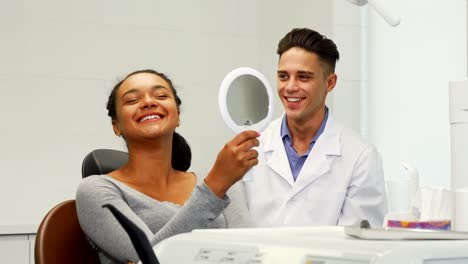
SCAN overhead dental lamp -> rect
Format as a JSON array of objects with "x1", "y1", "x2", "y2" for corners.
[{"x1": 347, "y1": 0, "x2": 401, "y2": 26}]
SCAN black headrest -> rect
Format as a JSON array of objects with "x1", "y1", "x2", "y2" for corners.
[{"x1": 81, "y1": 149, "x2": 128, "y2": 178}]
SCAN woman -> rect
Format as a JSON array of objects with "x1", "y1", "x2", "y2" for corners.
[{"x1": 76, "y1": 69, "x2": 259, "y2": 264}]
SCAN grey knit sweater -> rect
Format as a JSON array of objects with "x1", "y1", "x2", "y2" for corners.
[{"x1": 76, "y1": 175, "x2": 251, "y2": 264}]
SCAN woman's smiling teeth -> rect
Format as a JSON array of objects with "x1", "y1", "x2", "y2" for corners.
[
  {"x1": 286, "y1": 97, "x2": 302, "y2": 102},
  {"x1": 139, "y1": 114, "x2": 161, "y2": 122}
]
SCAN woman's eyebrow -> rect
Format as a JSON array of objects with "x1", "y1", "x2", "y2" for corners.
[
  {"x1": 121, "y1": 85, "x2": 169, "y2": 98},
  {"x1": 122, "y1": 88, "x2": 139, "y2": 98}
]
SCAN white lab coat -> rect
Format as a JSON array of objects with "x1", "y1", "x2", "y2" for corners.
[{"x1": 243, "y1": 115, "x2": 388, "y2": 227}]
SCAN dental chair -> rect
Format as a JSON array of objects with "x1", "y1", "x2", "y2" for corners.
[
  {"x1": 35, "y1": 149, "x2": 128, "y2": 264},
  {"x1": 34, "y1": 200, "x2": 100, "y2": 264}
]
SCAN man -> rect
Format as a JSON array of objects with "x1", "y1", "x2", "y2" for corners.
[{"x1": 244, "y1": 28, "x2": 387, "y2": 227}]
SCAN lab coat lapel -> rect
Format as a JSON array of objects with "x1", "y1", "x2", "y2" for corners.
[
  {"x1": 293, "y1": 117, "x2": 342, "y2": 193},
  {"x1": 262, "y1": 118, "x2": 295, "y2": 187}
]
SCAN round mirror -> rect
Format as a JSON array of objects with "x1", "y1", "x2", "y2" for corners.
[{"x1": 219, "y1": 67, "x2": 274, "y2": 134}]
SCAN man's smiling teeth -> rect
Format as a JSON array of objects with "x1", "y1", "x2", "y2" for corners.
[
  {"x1": 140, "y1": 114, "x2": 161, "y2": 122},
  {"x1": 287, "y1": 97, "x2": 302, "y2": 102}
]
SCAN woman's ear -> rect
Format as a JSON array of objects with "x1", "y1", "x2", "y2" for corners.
[{"x1": 112, "y1": 120, "x2": 122, "y2": 137}]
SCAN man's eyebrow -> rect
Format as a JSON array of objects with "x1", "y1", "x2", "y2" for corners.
[
  {"x1": 297, "y1": 71, "x2": 314, "y2": 76},
  {"x1": 151, "y1": 85, "x2": 169, "y2": 91},
  {"x1": 276, "y1": 70, "x2": 315, "y2": 76}
]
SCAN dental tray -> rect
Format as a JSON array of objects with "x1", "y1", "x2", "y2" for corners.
[{"x1": 345, "y1": 226, "x2": 468, "y2": 240}]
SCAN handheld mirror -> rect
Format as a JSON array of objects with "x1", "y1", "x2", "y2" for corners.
[
  {"x1": 219, "y1": 67, "x2": 274, "y2": 133},
  {"x1": 218, "y1": 67, "x2": 274, "y2": 180}
]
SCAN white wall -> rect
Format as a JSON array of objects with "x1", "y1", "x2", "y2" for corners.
[
  {"x1": 0, "y1": 0, "x2": 362, "y2": 226},
  {"x1": 0, "y1": 0, "x2": 265, "y2": 226},
  {"x1": 330, "y1": 0, "x2": 367, "y2": 133},
  {"x1": 368, "y1": 0, "x2": 466, "y2": 187}
]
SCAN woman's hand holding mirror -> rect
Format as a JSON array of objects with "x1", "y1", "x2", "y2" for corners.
[
  {"x1": 218, "y1": 67, "x2": 274, "y2": 181},
  {"x1": 205, "y1": 130, "x2": 260, "y2": 198}
]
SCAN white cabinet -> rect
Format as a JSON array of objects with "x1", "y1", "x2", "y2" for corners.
[
  {"x1": 0, "y1": 235, "x2": 30, "y2": 264},
  {"x1": 0, "y1": 225, "x2": 37, "y2": 264},
  {"x1": 29, "y1": 235, "x2": 36, "y2": 264}
]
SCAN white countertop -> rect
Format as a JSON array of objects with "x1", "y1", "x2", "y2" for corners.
[{"x1": 0, "y1": 224, "x2": 38, "y2": 235}]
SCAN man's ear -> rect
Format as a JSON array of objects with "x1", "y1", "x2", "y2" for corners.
[
  {"x1": 326, "y1": 73, "x2": 337, "y2": 93},
  {"x1": 112, "y1": 120, "x2": 122, "y2": 137}
]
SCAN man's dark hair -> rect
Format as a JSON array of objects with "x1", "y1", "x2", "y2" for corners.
[{"x1": 277, "y1": 28, "x2": 340, "y2": 74}]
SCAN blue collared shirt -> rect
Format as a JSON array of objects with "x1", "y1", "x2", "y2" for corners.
[{"x1": 281, "y1": 107, "x2": 329, "y2": 181}]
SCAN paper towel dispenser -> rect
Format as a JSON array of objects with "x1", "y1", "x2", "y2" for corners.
[
  {"x1": 449, "y1": 80, "x2": 468, "y2": 124},
  {"x1": 449, "y1": 80, "x2": 468, "y2": 191}
]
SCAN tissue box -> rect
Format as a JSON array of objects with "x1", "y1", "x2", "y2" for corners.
[{"x1": 387, "y1": 220, "x2": 451, "y2": 230}]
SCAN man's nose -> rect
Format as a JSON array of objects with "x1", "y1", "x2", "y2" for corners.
[{"x1": 285, "y1": 78, "x2": 299, "y2": 92}]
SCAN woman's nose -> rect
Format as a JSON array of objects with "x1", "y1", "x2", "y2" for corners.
[{"x1": 141, "y1": 94, "x2": 157, "y2": 108}]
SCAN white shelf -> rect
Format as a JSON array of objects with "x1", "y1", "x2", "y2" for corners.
[{"x1": 0, "y1": 225, "x2": 37, "y2": 235}]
